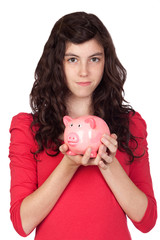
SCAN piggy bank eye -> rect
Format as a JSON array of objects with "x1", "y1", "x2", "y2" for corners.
[
  {"x1": 70, "y1": 123, "x2": 73, "y2": 127},
  {"x1": 78, "y1": 124, "x2": 82, "y2": 127}
]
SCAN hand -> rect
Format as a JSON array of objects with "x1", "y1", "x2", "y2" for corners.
[
  {"x1": 59, "y1": 144, "x2": 101, "y2": 167},
  {"x1": 98, "y1": 133, "x2": 118, "y2": 170}
]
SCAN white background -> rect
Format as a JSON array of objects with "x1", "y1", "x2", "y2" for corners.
[{"x1": 0, "y1": 0, "x2": 159, "y2": 239}]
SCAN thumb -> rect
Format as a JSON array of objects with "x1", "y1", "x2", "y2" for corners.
[{"x1": 59, "y1": 144, "x2": 69, "y2": 154}]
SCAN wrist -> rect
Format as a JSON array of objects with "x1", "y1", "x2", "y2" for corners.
[
  {"x1": 99, "y1": 157, "x2": 118, "y2": 172},
  {"x1": 61, "y1": 155, "x2": 80, "y2": 171}
]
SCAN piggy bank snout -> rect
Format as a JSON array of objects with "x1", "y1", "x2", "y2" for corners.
[{"x1": 67, "y1": 132, "x2": 79, "y2": 143}]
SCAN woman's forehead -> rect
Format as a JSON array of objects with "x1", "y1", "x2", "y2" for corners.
[{"x1": 65, "y1": 39, "x2": 104, "y2": 57}]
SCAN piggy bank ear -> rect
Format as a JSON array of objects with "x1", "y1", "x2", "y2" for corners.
[
  {"x1": 85, "y1": 117, "x2": 96, "y2": 129},
  {"x1": 63, "y1": 116, "x2": 73, "y2": 126}
]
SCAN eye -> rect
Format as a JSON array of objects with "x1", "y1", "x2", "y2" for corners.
[
  {"x1": 91, "y1": 57, "x2": 100, "y2": 63},
  {"x1": 68, "y1": 58, "x2": 78, "y2": 63},
  {"x1": 78, "y1": 124, "x2": 82, "y2": 127},
  {"x1": 70, "y1": 123, "x2": 73, "y2": 127}
]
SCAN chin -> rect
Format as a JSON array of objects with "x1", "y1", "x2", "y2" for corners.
[{"x1": 76, "y1": 93, "x2": 92, "y2": 99}]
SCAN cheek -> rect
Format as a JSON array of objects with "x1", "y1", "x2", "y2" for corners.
[
  {"x1": 94, "y1": 65, "x2": 104, "y2": 81},
  {"x1": 64, "y1": 67, "x2": 73, "y2": 83}
]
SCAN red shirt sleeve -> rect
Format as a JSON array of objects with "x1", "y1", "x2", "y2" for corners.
[
  {"x1": 9, "y1": 113, "x2": 38, "y2": 237},
  {"x1": 128, "y1": 112, "x2": 157, "y2": 232}
]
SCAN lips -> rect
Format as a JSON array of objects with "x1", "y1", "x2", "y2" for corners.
[{"x1": 76, "y1": 82, "x2": 91, "y2": 86}]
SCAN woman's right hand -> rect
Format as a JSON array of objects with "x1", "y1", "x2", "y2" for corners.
[{"x1": 59, "y1": 144, "x2": 101, "y2": 168}]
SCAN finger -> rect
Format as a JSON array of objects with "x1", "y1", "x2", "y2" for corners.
[
  {"x1": 99, "y1": 160, "x2": 108, "y2": 170},
  {"x1": 93, "y1": 154, "x2": 101, "y2": 165},
  {"x1": 101, "y1": 136, "x2": 118, "y2": 153},
  {"x1": 98, "y1": 144, "x2": 107, "y2": 155},
  {"x1": 81, "y1": 147, "x2": 92, "y2": 166},
  {"x1": 101, "y1": 137, "x2": 116, "y2": 153},
  {"x1": 102, "y1": 134, "x2": 118, "y2": 147},
  {"x1": 97, "y1": 145, "x2": 112, "y2": 164},
  {"x1": 110, "y1": 133, "x2": 118, "y2": 140},
  {"x1": 101, "y1": 152, "x2": 113, "y2": 163}
]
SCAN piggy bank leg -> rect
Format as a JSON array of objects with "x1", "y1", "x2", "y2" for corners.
[
  {"x1": 90, "y1": 151, "x2": 97, "y2": 158},
  {"x1": 66, "y1": 150, "x2": 77, "y2": 156}
]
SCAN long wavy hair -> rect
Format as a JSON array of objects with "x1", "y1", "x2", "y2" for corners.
[{"x1": 30, "y1": 12, "x2": 140, "y2": 162}]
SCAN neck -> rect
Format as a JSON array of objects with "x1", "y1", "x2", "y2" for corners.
[{"x1": 66, "y1": 95, "x2": 93, "y2": 118}]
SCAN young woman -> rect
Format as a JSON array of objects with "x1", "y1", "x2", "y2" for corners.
[{"x1": 9, "y1": 12, "x2": 157, "y2": 240}]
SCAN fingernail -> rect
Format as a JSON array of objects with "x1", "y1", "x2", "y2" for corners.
[
  {"x1": 103, "y1": 133, "x2": 109, "y2": 139},
  {"x1": 87, "y1": 147, "x2": 92, "y2": 153}
]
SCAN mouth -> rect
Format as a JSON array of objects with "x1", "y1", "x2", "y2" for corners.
[
  {"x1": 68, "y1": 141, "x2": 77, "y2": 146},
  {"x1": 76, "y1": 82, "x2": 91, "y2": 86}
]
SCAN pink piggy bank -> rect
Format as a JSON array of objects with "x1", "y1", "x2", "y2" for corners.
[{"x1": 63, "y1": 115, "x2": 110, "y2": 158}]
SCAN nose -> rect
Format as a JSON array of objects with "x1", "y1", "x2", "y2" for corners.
[
  {"x1": 79, "y1": 62, "x2": 88, "y2": 77},
  {"x1": 67, "y1": 132, "x2": 79, "y2": 143}
]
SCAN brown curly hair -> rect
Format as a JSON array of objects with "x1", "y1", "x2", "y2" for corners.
[{"x1": 30, "y1": 12, "x2": 139, "y2": 162}]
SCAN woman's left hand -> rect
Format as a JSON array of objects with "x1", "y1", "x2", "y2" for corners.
[{"x1": 98, "y1": 133, "x2": 118, "y2": 170}]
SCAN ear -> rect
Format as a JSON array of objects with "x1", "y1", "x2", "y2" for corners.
[
  {"x1": 85, "y1": 117, "x2": 96, "y2": 129},
  {"x1": 63, "y1": 116, "x2": 73, "y2": 126}
]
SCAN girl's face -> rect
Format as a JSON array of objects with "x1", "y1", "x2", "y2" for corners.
[{"x1": 63, "y1": 38, "x2": 105, "y2": 100}]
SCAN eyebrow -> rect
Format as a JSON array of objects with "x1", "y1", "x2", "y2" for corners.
[{"x1": 64, "y1": 52, "x2": 104, "y2": 58}]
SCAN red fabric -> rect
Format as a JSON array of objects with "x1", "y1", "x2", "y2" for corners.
[{"x1": 9, "y1": 112, "x2": 157, "y2": 240}]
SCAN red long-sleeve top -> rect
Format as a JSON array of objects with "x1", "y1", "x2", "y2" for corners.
[{"x1": 9, "y1": 112, "x2": 157, "y2": 240}]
